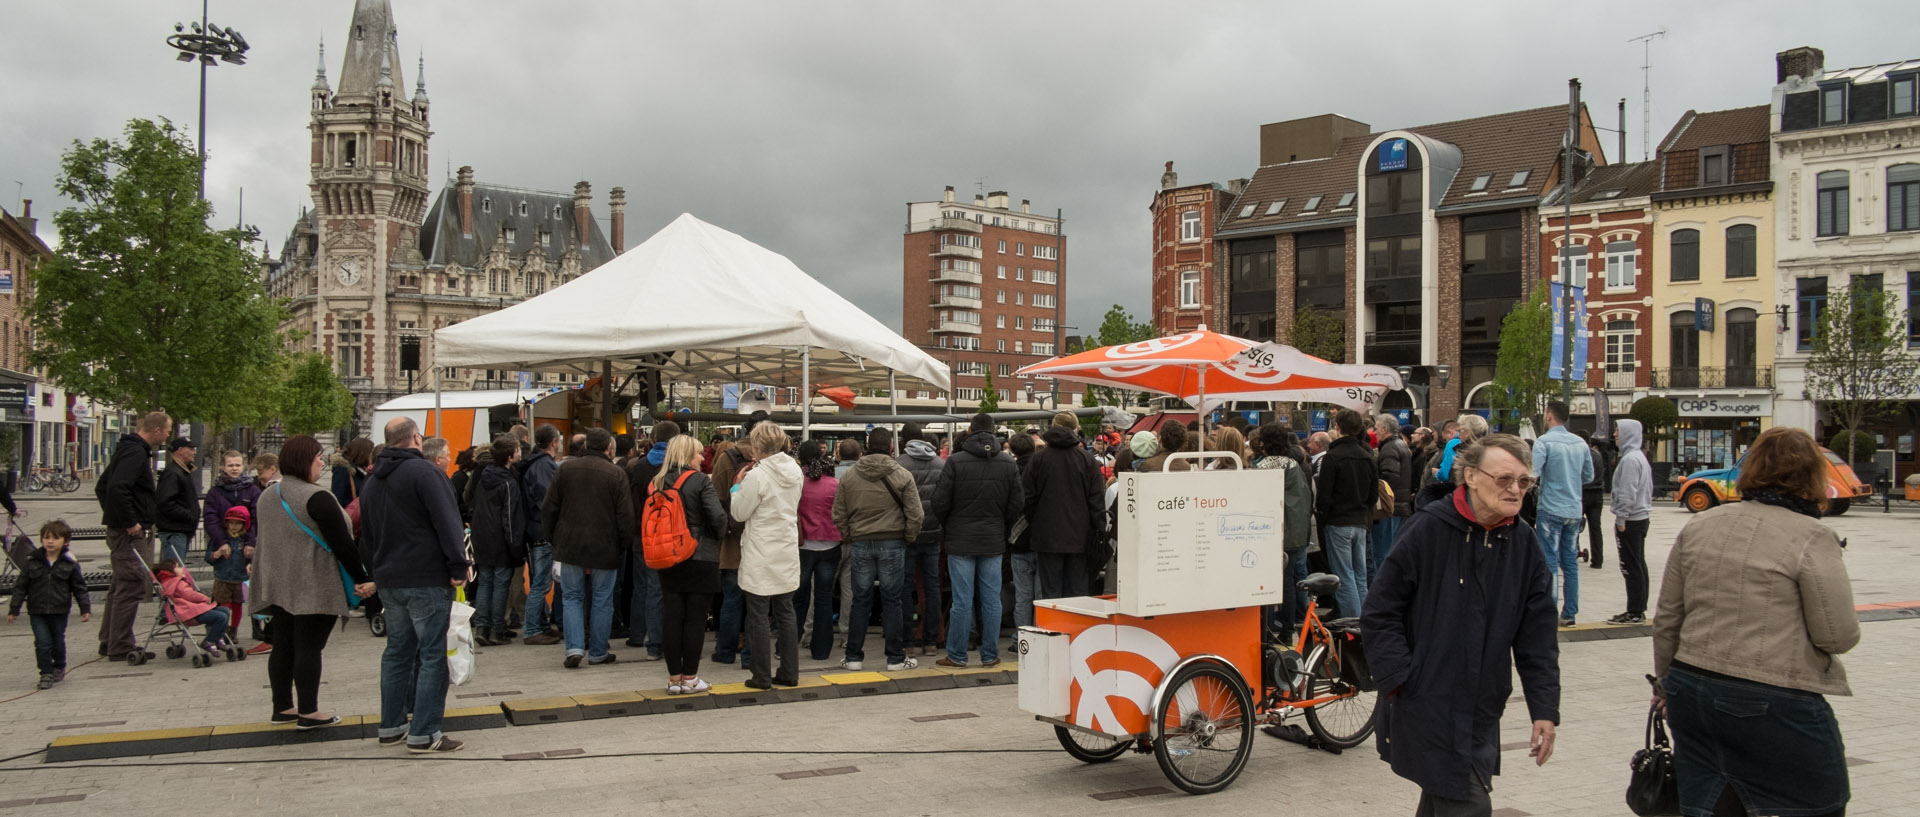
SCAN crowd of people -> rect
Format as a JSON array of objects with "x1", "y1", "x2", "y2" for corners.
[{"x1": 0, "y1": 401, "x2": 1861, "y2": 813}]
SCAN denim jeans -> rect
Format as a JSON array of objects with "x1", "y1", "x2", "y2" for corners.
[
  {"x1": 1009, "y1": 552, "x2": 1038, "y2": 628},
  {"x1": 907, "y1": 541, "x2": 943, "y2": 648},
  {"x1": 626, "y1": 562, "x2": 664, "y2": 654},
  {"x1": 471, "y1": 565, "x2": 514, "y2": 634},
  {"x1": 29, "y1": 613, "x2": 68, "y2": 675},
  {"x1": 558, "y1": 563, "x2": 619, "y2": 660},
  {"x1": 1273, "y1": 549, "x2": 1310, "y2": 636},
  {"x1": 1663, "y1": 663, "x2": 1850, "y2": 816},
  {"x1": 378, "y1": 585, "x2": 453, "y2": 746},
  {"x1": 157, "y1": 532, "x2": 192, "y2": 565},
  {"x1": 1368, "y1": 515, "x2": 1403, "y2": 578},
  {"x1": 945, "y1": 554, "x2": 1003, "y2": 664},
  {"x1": 845, "y1": 539, "x2": 907, "y2": 665},
  {"x1": 523, "y1": 544, "x2": 554, "y2": 636},
  {"x1": 713, "y1": 569, "x2": 750, "y2": 665},
  {"x1": 1535, "y1": 515, "x2": 1582, "y2": 619},
  {"x1": 793, "y1": 548, "x2": 840, "y2": 659},
  {"x1": 189, "y1": 607, "x2": 230, "y2": 648},
  {"x1": 1322, "y1": 525, "x2": 1369, "y2": 619}
]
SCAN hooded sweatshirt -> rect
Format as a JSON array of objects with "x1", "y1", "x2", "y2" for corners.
[
  {"x1": 831, "y1": 453, "x2": 924, "y2": 543},
  {"x1": 363, "y1": 446, "x2": 470, "y2": 589},
  {"x1": 731, "y1": 451, "x2": 803, "y2": 596},
  {"x1": 898, "y1": 439, "x2": 944, "y2": 543},
  {"x1": 1610, "y1": 419, "x2": 1652, "y2": 522},
  {"x1": 1021, "y1": 427, "x2": 1104, "y2": 554}
]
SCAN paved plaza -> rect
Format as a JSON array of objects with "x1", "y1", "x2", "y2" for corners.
[{"x1": 1, "y1": 490, "x2": 1915, "y2": 815}]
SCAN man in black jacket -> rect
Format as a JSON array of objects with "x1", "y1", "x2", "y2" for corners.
[
  {"x1": 154, "y1": 438, "x2": 200, "y2": 564},
  {"x1": 516, "y1": 426, "x2": 563, "y2": 645},
  {"x1": 1315, "y1": 408, "x2": 1377, "y2": 619},
  {"x1": 365, "y1": 417, "x2": 471, "y2": 754},
  {"x1": 94, "y1": 411, "x2": 169, "y2": 661},
  {"x1": 1023, "y1": 412, "x2": 1104, "y2": 600},
  {"x1": 931, "y1": 413, "x2": 1023, "y2": 668},
  {"x1": 1370, "y1": 415, "x2": 1413, "y2": 578},
  {"x1": 542, "y1": 428, "x2": 635, "y2": 669}
]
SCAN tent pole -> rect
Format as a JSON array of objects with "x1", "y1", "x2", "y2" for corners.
[
  {"x1": 800, "y1": 347, "x2": 812, "y2": 441},
  {"x1": 601, "y1": 360, "x2": 614, "y2": 433},
  {"x1": 433, "y1": 379, "x2": 443, "y2": 439},
  {"x1": 888, "y1": 372, "x2": 898, "y2": 438}
]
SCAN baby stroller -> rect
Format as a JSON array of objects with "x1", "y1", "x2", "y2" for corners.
[{"x1": 129, "y1": 546, "x2": 247, "y2": 668}]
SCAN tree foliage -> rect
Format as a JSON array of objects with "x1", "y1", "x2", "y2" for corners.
[
  {"x1": 1630, "y1": 396, "x2": 1678, "y2": 452},
  {"x1": 1084, "y1": 304, "x2": 1156, "y2": 407},
  {"x1": 1491, "y1": 285, "x2": 1554, "y2": 430},
  {"x1": 29, "y1": 118, "x2": 286, "y2": 420},
  {"x1": 1286, "y1": 305, "x2": 1347, "y2": 364},
  {"x1": 976, "y1": 368, "x2": 1000, "y2": 414},
  {"x1": 278, "y1": 352, "x2": 357, "y2": 436},
  {"x1": 1806, "y1": 284, "x2": 1919, "y2": 463}
]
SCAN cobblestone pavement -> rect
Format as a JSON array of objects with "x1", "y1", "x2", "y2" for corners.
[{"x1": 2, "y1": 495, "x2": 1914, "y2": 815}]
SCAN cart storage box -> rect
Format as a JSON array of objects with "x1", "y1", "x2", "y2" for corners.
[
  {"x1": 1115, "y1": 462, "x2": 1286, "y2": 617},
  {"x1": 1016, "y1": 627, "x2": 1070, "y2": 718}
]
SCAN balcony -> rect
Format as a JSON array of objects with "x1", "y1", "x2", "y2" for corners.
[
  {"x1": 1650, "y1": 367, "x2": 1773, "y2": 390},
  {"x1": 930, "y1": 267, "x2": 982, "y2": 285},
  {"x1": 1604, "y1": 370, "x2": 1636, "y2": 390},
  {"x1": 930, "y1": 294, "x2": 983, "y2": 310},
  {"x1": 934, "y1": 217, "x2": 982, "y2": 233},
  {"x1": 928, "y1": 320, "x2": 982, "y2": 335},
  {"x1": 932, "y1": 243, "x2": 982, "y2": 260}
]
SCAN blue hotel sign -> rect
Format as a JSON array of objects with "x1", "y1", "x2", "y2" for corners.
[{"x1": 1379, "y1": 139, "x2": 1409, "y2": 172}]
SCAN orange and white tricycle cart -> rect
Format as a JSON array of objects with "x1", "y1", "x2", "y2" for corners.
[{"x1": 1015, "y1": 453, "x2": 1381, "y2": 794}]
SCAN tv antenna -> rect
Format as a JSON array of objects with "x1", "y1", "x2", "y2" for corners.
[
  {"x1": 974, "y1": 176, "x2": 988, "y2": 198},
  {"x1": 1630, "y1": 28, "x2": 1668, "y2": 161}
]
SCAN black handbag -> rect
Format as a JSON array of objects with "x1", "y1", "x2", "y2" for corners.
[{"x1": 1627, "y1": 687, "x2": 1681, "y2": 816}]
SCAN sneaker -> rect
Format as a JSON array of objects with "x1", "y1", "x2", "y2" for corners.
[
  {"x1": 36, "y1": 675, "x2": 53, "y2": 690},
  {"x1": 563, "y1": 653, "x2": 583, "y2": 669},
  {"x1": 643, "y1": 651, "x2": 663, "y2": 662},
  {"x1": 1559, "y1": 617, "x2": 1577, "y2": 628},
  {"x1": 247, "y1": 642, "x2": 273, "y2": 656},
  {"x1": 587, "y1": 653, "x2": 617, "y2": 666},
  {"x1": 838, "y1": 659, "x2": 863, "y2": 671},
  {"x1": 1606, "y1": 612, "x2": 1646, "y2": 625},
  {"x1": 378, "y1": 734, "x2": 406, "y2": 747},
  {"x1": 523, "y1": 632, "x2": 562, "y2": 646},
  {"x1": 885, "y1": 657, "x2": 919, "y2": 671},
  {"x1": 981, "y1": 657, "x2": 1001, "y2": 668},
  {"x1": 473, "y1": 633, "x2": 499, "y2": 647},
  {"x1": 408, "y1": 737, "x2": 464, "y2": 755},
  {"x1": 682, "y1": 677, "x2": 711, "y2": 694},
  {"x1": 295, "y1": 714, "x2": 341, "y2": 730},
  {"x1": 666, "y1": 683, "x2": 686, "y2": 695},
  {"x1": 934, "y1": 657, "x2": 966, "y2": 668}
]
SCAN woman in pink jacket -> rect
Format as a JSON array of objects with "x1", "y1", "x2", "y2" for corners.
[
  {"x1": 792, "y1": 440, "x2": 842, "y2": 661},
  {"x1": 153, "y1": 559, "x2": 231, "y2": 654}
]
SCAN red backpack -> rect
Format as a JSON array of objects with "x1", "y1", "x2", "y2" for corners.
[{"x1": 641, "y1": 470, "x2": 700, "y2": 570}]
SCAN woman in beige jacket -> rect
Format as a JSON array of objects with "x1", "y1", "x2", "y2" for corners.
[{"x1": 1653, "y1": 426, "x2": 1858, "y2": 817}]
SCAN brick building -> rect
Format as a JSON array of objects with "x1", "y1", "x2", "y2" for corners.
[
  {"x1": 0, "y1": 203, "x2": 45, "y2": 466},
  {"x1": 1538, "y1": 160, "x2": 1658, "y2": 424},
  {"x1": 1147, "y1": 162, "x2": 1238, "y2": 335},
  {"x1": 1206, "y1": 106, "x2": 1607, "y2": 425},
  {"x1": 901, "y1": 187, "x2": 1070, "y2": 408},
  {"x1": 264, "y1": 0, "x2": 622, "y2": 437}
]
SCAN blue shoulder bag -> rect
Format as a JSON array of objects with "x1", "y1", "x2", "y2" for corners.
[{"x1": 275, "y1": 485, "x2": 362, "y2": 608}]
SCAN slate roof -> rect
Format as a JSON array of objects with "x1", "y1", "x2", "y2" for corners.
[
  {"x1": 417, "y1": 181, "x2": 617, "y2": 271},
  {"x1": 1562, "y1": 161, "x2": 1659, "y2": 205},
  {"x1": 335, "y1": 0, "x2": 407, "y2": 103},
  {"x1": 1219, "y1": 105, "x2": 1576, "y2": 235}
]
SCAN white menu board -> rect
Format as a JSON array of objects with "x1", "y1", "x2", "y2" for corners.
[{"x1": 1115, "y1": 464, "x2": 1287, "y2": 617}]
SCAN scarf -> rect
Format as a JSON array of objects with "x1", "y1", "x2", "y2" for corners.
[
  {"x1": 1744, "y1": 488, "x2": 1822, "y2": 519},
  {"x1": 1451, "y1": 485, "x2": 1515, "y2": 531}
]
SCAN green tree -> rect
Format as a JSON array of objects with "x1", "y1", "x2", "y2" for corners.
[
  {"x1": 1629, "y1": 395, "x2": 1678, "y2": 459},
  {"x1": 29, "y1": 118, "x2": 286, "y2": 418},
  {"x1": 1086, "y1": 304, "x2": 1156, "y2": 407},
  {"x1": 277, "y1": 352, "x2": 357, "y2": 436},
  {"x1": 1806, "y1": 284, "x2": 1920, "y2": 463},
  {"x1": 1491, "y1": 285, "x2": 1554, "y2": 431},
  {"x1": 977, "y1": 369, "x2": 1001, "y2": 414},
  {"x1": 1286, "y1": 305, "x2": 1346, "y2": 364}
]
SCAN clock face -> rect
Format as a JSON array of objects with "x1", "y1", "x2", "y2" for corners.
[{"x1": 336, "y1": 258, "x2": 362, "y2": 286}]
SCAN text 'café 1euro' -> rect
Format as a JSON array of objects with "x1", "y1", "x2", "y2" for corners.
[{"x1": 1157, "y1": 496, "x2": 1232, "y2": 511}]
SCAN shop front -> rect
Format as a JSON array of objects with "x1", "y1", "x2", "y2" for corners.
[{"x1": 1671, "y1": 394, "x2": 1769, "y2": 473}]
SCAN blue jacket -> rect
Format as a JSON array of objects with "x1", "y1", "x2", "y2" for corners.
[
  {"x1": 1529, "y1": 425, "x2": 1593, "y2": 519},
  {"x1": 363, "y1": 446, "x2": 469, "y2": 589},
  {"x1": 516, "y1": 450, "x2": 558, "y2": 543}
]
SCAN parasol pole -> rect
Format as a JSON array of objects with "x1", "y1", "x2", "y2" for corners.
[
  {"x1": 1198, "y1": 366, "x2": 1208, "y2": 439},
  {"x1": 800, "y1": 346, "x2": 812, "y2": 441}
]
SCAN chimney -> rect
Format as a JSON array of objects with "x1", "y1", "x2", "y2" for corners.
[
  {"x1": 17, "y1": 199, "x2": 33, "y2": 236},
  {"x1": 1021, "y1": 199, "x2": 1031, "y2": 214},
  {"x1": 573, "y1": 181, "x2": 591, "y2": 248},
  {"x1": 943, "y1": 186, "x2": 955, "y2": 204},
  {"x1": 973, "y1": 193, "x2": 986, "y2": 206},
  {"x1": 987, "y1": 191, "x2": 1010, "y2": 209},
  {"x1": 607, "y1": 186, "x2": 627, "y2": 253},
  {"x1": 1161, "y1": 161, "x2": 1178, "y2": 190},
  {"x1": 455, "y1": 166, "x2": 475, "y2": 237},
  {"x1": 1227, "y1": 178, "x2": 1250, "y2": 196},
  {"x1": 1777, "y1": 46, "x2": 1825, "y2": 84}
]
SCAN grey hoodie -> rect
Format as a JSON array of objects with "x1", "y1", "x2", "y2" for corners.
[{"x1": 1610, "y1": 419, "x2": 1652, "y2": 522}]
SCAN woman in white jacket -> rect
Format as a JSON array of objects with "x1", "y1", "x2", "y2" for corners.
[{"x1": 730, "y1": 421, "x2": 804, "y2": 689}]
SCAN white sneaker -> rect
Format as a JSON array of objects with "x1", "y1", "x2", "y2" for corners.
[
  {"x1": 886, "y1": 657, "x2": 919, "y2": 671},
  {"x1": 682, "y1": 677, "x2": 711, "y2": 693},
  {"x1": 839, "y1": 659, "x2": 862, "y2": 671}
]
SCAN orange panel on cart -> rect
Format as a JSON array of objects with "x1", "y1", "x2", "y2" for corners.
[{"x1": 1033, "y1": 599, "x2": 1259, "y2": 739}]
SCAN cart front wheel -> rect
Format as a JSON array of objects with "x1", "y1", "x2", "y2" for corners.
[
  {"x1": 1152, "y1": 659, "x2": 1253, "y2": 795},
  {"x1": 1054, "y1": 725, "x2": 1130, "y2": 764},
  {"x1": 1303, "y1": 649, "x2": 1381, "y2": 749}
]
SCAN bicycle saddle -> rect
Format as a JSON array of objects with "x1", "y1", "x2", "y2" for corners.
[{"x1": 1297, "y1": 572, "x2": 1341, "y2": 596}]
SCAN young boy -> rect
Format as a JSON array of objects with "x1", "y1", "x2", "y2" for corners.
[{"x1": 7, "y1": 520, "x2": 92, "y2": 689}]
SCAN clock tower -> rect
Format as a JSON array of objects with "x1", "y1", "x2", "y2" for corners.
[{"x1": 308, "y1": 0, "x2": 432, "y2": 408}]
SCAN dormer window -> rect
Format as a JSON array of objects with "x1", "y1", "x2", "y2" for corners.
[
  {"x1": 1699, "y1": 145, "x2": 1731, "y2": 186},
  {"x1": 552, "y1": 205, "x2": 564, "y2": 219},
  {"x1": 1821, "y1": 84, "x2": 1848, "y2": 125},
  {"x1": 481, "y1": 198, "x2": 492, "y2": 214},
  {"x1": 503, "y1": 227, "x2": 517, "y2": 243},
  {"x1": 518, "y1": 202, "x2": 529, "y2": 217}
]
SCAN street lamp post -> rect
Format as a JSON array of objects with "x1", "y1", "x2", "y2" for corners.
[{"x1": 165, "y1": 0, "x2": 250, "y2": 200}]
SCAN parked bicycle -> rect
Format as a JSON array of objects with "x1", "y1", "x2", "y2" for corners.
[{"x1": 23, "y1": 466, "x2": 80, "y2": 494}]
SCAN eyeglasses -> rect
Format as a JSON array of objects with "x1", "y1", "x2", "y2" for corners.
[{"x1": 1471, "y1": 468, "x2": 1535, "y2": 493}]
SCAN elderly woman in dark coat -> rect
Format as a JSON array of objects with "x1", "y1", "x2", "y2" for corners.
[{"x1": 1362, "y1": 434, "x2": 1561, "y2": 817}]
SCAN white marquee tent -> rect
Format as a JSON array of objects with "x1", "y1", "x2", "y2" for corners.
[{"x1": 432, "y1": 213, "x2": 951, "y2": 429}]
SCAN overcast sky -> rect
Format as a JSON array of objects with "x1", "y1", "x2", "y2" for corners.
[{"x1": 2, "y1": 1, "x2": 1911, "y2": 336}]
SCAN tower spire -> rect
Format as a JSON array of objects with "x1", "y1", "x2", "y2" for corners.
[
  {"x1": 414, "y1": 50, "x2": 427, "y2": 97},
  {"x1": 377, "y1": 36, "x2": 394, "y2": 88},
  {"x1": 313, "y1": 37, "x2": 329, "y2": 91}
]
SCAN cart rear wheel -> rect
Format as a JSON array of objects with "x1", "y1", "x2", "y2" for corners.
[
  {"x1": 1054, "y1": 725, "x2": 1130, "y2": 763},
  {"x1": 1303, "y1": 648, "x2": 1380, "y2": 749},
  {"x1": 1152, "y1": 660, "x2": 1253, "y2": 795}
]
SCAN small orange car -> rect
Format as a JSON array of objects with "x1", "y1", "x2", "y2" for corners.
[{"x1": 1675, "y1": 447, "x2": 1872, "y2": 515}]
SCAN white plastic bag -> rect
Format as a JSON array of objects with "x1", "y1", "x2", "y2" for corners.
[{"x1": 447, "y1": 587, "x2": 477, "y2": 686}]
